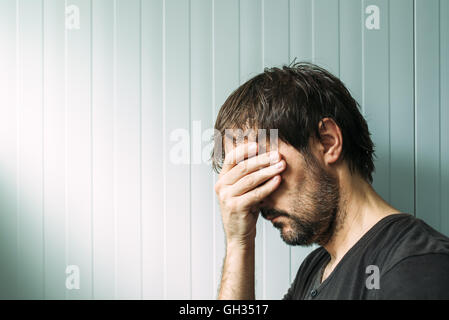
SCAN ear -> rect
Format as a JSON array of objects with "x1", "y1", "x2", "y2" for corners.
[{"x1": 317, "y1": 117, "x2": 343, "y2": 166}]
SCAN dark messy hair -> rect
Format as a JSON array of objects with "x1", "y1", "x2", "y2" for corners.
[{"x1": 211, "y1": 61, "x2": 376, "y2": 184}]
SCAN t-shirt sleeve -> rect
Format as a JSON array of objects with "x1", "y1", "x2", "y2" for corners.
[
  {"x1": 282, "y1": 283, "x2": 295, "y2": 300},
  {"x1": 378, "y1": 253, "x2": 449, "y2": 299},
  {"x1": 282, "y1": 258, "x2": 305, "y2": 300},
  {"x1": 282, "y1": 249, "x2": 319, "y2": 300},
  {"x1": 282, "y1": 263, "x2": 303, "y2": 300}
]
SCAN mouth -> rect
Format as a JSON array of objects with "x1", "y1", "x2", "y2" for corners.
[
  {"x1": 266, "y1": 214, "x2": 283, "y2": 222},
  {"x1": 260, "y1": 207, "x2": 289, "y2": 223}
]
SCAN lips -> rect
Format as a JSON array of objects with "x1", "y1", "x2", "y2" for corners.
[
  {"x1": 260, "y1": 207, "x2": 288, "y2": 222},
  {"x1": 266, "y1": 215, "x2": 281, "y2": 221}
]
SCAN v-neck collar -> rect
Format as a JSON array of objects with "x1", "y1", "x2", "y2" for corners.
[{"x1": 312, "y1": 212, "x2": 411, "y2": 292}]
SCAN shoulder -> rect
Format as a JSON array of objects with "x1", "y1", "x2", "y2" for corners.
[
  {"x1": 376, "y1": 213, "x2": 449, "y2": 273},
  {"x1": 377, "y1": 253, "x2": 449, "y2": 299},
  {"x1": 368, "y1": 213, "x2": 449, "y2": 298},
  {"x1": 282, "y1": 246, "x2": 327, "y2": 300}
]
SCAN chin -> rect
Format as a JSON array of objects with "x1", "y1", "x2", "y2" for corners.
[
  {"x1": 277, "y1": 224, "x2": 294, "y2": 242},
  {"x1": 278, "y1": 225, "x2": 314, "y2": 246}
]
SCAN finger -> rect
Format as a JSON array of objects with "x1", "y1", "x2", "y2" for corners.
[
  {"x1": 238, "y1": 174, "x2": 282, "y2": 208},
  {"x1": 220, "y1": 150, "x2": 281, "y2": 186},
  {"x1": 220, "y1": 142, "x2": 258, "y2": 177},
  {"x1": 230, "y1": 159, "x2": 286, "y2": 196}
]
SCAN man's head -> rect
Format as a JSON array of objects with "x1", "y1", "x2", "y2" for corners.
[{"x1": 211, "y1": 62, "x2": 376, "y2": 247}]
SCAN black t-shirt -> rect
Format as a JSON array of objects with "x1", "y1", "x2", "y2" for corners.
[{"x1": 283, "y1": 213, "x2": 449, "y2": 299}]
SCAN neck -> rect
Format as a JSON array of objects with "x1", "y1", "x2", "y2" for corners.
[{"x1": 322, "y1": 169, "x2": 402, "y2": 267}]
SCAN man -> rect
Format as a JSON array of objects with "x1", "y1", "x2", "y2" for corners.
[{"x1": 211, "y1": 62, "x2": 449, "y2": 299}]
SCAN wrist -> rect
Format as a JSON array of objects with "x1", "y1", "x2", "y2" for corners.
[{"x1": 226, "y1": 236, "x2": 256, "y2": 252}]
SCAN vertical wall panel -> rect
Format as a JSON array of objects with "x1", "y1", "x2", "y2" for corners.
[
  {"x1": 17, "y1": 0, "x2": 44, "y2": 299},
  {"x1": 415, "y1": 0, "x2": 441, "y2": 229},
  {"x1": 141, "y1": 0, "x2": 164, "y2": 300},
  {"x1": 0, "y1": 0, "x2": 18, "y2": 300},
  {"x1": 389, "y1": 0, "x2": 414, "y2": 215},
  {"x1": 340, "y1": 0, "x2": 362, "y2": 110},
  {"x1": 363, "y1": 0, "x2": 390, "y2": 201},
  {"x1": 289, "y1": 0, "x2": 312, "y2": 63},
  {"x1": 92, "y1": 0, "x2": 115, "y2": 299},
  {"x1": 262, "y1": 0, "x2": 290, "y2": 300},
  {"x1": 441, "y1": 0, "x2": 449, "y2": 236},
  {"x1": 213, "y1": 0, "x2": 240, "y2": 298},
  {"x1": 240, "y1": 0, "x2": 264, "y2": 300},
  {"x1": 288, "y1": 0, "x2": 317, "y2": 287},
  {"x1": 314, "y1": 0, "x2": 340, "y2": 74},
  {"x1": 43, "y1": 0, "x2": 66, "y2": 299},
  {"x1": 240, "y1": 0, "x2": 262, "y2": 81},
  {"x1": 115, "y1": 0, "x2": 142, "y2": 299},
  {"x1": 66, "y1": 0, "x2": 93, "y2": 299},
  {"x1": 165, "y1": 0, "x2": 191, "y2": 299},
  {"x1": 191, "y1": 0, "x2": 214, "y2": 299}
]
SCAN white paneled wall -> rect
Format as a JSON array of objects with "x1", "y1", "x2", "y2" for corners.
[{"x1": 0, "y1": 0, "x2": 448, "y2": 300}]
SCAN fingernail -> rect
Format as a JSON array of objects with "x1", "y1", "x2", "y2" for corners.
[{"x1": 275, "y1": 160, "x2": 284, "y2": 169}]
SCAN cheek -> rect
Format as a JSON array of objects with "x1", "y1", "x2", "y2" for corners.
[
  {"x1": 281, "y1": 160, "x2": 307, "y2": 191},
  {"x1": 268, "y1": 164, "x2": 301, "y2": 202}
]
